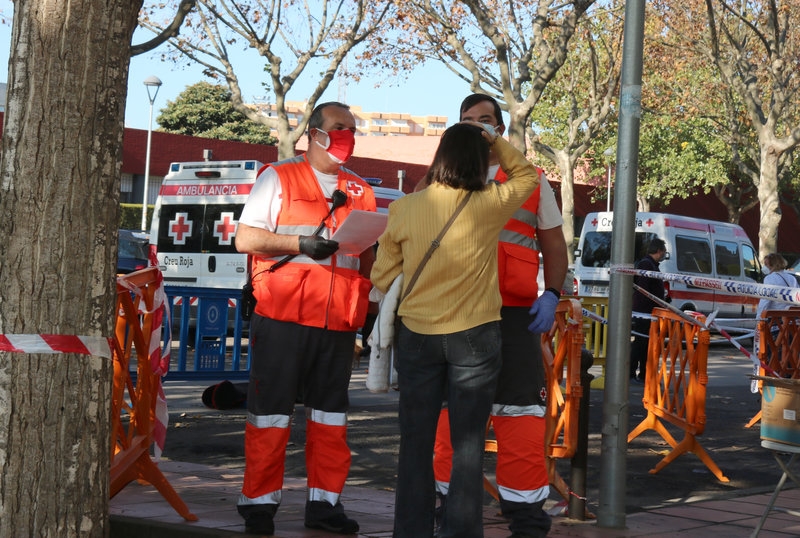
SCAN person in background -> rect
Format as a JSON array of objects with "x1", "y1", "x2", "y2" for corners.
[
  {"x1": 754, "y1": 253, "x2": 796, "y2": 356},
  {"x1": 630, "y1": 237, "x2": 668, "y2": 383},
  {"x1": 757, "y1": 253, "x2": 796, "y2": 318},
  {"x1": 371, "y1": 121, "x2": 544, "y2": 538},
  {"x1": 430, "y1": 94, "x2": 567, "y2": 538},
  {"x1": 234, "y1": 101, "x2": 376, "y2": 536}
]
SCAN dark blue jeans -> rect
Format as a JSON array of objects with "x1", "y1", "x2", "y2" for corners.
[{"x1": 393, "y1": 320, "x2": 502, "y2": 538}]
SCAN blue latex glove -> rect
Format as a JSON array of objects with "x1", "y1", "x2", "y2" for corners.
[{"x1": 528, "y1": 290, "x2": 559, "y2": 333}]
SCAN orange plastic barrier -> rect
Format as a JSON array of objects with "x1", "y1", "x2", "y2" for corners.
[
  {"x1": 627, "y1": 308, "x2": 729, "y2": 482},
  {"x1": 746, "y1": 308, "x2": 800, "y2": 427},
  {"x1": 542, "y1": 298, "x2": 586, "y2": 508},
  {"x1": 110, "y1": 268, "x2": 197, "y2": 521},
  {"x1": 483, "y1": 298, "x2": 585, "y2": 506},
  {"x1": 542, "y1": 298, "x2": 584, "y2": 461}
]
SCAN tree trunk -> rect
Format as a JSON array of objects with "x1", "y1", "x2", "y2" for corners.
[
  {"x1": 277, "y1": 127, "x2": 301, "y2": 161},
  {"x1": 757, "y1": 145, "x2": 782, "y2": 258},
  {"x1": 507, "y1": 103, "x2": 530, "y2": 153},
  {"x1": 553, "y1": 150, "x2": 577, "y2": 263},
  {"x1": 0, "y1": 1, "x2": 141, "y2": 535}
]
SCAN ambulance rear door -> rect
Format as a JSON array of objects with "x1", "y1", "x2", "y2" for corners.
[{"x1": 151, "y1": 160, "x2": 262, "y2": 289}]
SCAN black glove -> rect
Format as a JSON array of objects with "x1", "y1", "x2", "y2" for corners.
[{"x1": 299, "y1": 235, "x2": 339, "y2": 259}]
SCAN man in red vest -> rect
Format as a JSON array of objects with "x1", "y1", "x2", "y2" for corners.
[
  {"x1": 235, "y1": 101, "x2": 376, "y2": 536},
  {"x1": 432, "y1": 94, "x2": 568, "y2": 538}
]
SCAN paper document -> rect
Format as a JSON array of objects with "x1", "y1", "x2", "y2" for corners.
[{"x1": 331, "y1": 210, "x2": 388, "y2": 255}]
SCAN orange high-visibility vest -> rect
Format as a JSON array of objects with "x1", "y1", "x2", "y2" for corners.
[
  {"x1": 250, "y1": 156, "x2": 376, "y2": 331},
  {"x1": 493, "y1": 167, "x2": 543, "y2": 306}
]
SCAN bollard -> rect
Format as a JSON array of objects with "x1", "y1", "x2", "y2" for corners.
[{"x1": 569, "y1": 348, "x2": 594, "y2": 520}]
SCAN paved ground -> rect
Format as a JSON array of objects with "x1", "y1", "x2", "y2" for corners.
[{"x1": 159, "y1": 339, "x2": 789, "y2": 516}]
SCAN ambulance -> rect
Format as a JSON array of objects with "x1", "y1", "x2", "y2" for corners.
[
  {"x1": 149, "y1": 159, "x2": 263, "y2": 289},
  {"x1": 573, "y1": 212, "x2": 762, "y2": 319},
  {"x1": 149, "y1": 160, "x2": 403, "y2": 289}
]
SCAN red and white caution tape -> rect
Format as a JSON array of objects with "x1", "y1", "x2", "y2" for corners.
[
  {"x1": 0, "y1": 334, "x2": 112, "y2": 358},
  {"x1": 612, "y1": 266, "x2": 800, "y2": 306},
  {"x1": 146, "y1": 257, "x2": 172, "y2": 459}
]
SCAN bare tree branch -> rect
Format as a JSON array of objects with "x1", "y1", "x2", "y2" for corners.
[{"x1": 131, "y1": 0, "x2": 197, "y2": 56}]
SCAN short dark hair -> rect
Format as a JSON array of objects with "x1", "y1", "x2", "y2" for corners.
[
  {"x1": 647, "y1": 238, "x2": 666, "y2": 254},
  {"x1": 422, "y1": 123, "x2": 489, "y2": 191},
  {"x1": 307, "y1": 101, "x2": 351, "y2": 135},
  {"x1": 459, "y1": 94, "x2": 504, "y2": 127}
]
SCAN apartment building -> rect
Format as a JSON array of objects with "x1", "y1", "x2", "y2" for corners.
[{"x1": 253, "y1": 101, "x2": 447, "y2": 137}]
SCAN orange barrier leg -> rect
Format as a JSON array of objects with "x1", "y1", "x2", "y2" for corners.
[
  {"x1": 110, "y1": 435, "x2": 198, "y2": 521},
  {"x1": 745, "y1": 409, "x2": 762, "y2": 429},
  {"x1": 649, "y1": 434, "x2": 729, "y2": 482},
  {"x1": 627, "y1": 412, "x2": 679, "y2": 448}
]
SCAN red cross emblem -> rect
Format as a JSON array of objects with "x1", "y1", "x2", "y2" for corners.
[
  {"x1": 645, "y1": 218, "x2": 654, "y2": 227},
  {"x1": 214, "y1": 212, "x2": 237, "y2": 245},
  {"x1": 591, "y1": 217, "x2": 598, "y2": 226},
  {"x1": 346, "y1": 181, "x2": 364, "y2": 198},
  {"x1": 168, "y1": 212, "x2": 193, "y2": 245}
]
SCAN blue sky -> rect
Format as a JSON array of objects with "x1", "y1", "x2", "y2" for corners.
[{"x1": 0, "y1": 4, "x2": 469, "y2": 131}]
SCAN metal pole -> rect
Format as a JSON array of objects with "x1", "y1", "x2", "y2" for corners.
[
  {"x1": 141, "y1": 76, "x2": 162, "y2": 233},
  {"x1": 568, "y1": 349, "x2": 594, "y2": 521},
  {"x1": 597, "y1": 0, "x2": 646, "y2": 529}
]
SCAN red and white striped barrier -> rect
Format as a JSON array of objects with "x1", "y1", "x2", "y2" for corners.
[
  {"x1": 173, "y1": 296, "x2": 237, "y2": 308},
  {"x1": 0, "y1": 334, "x2": 112, "y2": 358}
]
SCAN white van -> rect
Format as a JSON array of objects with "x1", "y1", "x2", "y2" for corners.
[
  {"x1": 373, "y1": 186, "x2": 404, "y2": 214},
  {"x1": 573, "y1": 212, "x2": 762, "y2": 319},
  {"x1": 150, "y1": 161, "x2": 402, "y2": 288}
]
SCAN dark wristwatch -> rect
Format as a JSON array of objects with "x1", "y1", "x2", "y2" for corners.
[{"x1": 545, "y1": 287, "x2": 561, "y2": 299}]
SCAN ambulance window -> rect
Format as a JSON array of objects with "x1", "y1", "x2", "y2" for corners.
[
  {"x1": 581, "y1": 231, "x2": 611, "y2": 267},
  {"x1": 202, "y1": 204, "x2": 243, "y2": 254},
  {"x1": 634, "y1": 232, "x2": 658, "y2": 260},
  {"x1": 715, "y1": 240, "x2": 741, "y2": 277},
  {"x1": 742, "y1": 243, "x2": 761, "y2": 281},
  {"x1": 157, "y1": 205, "x2": 204, "y2": 253},
  {"x1": 675, "y1": 236, "x2": 712, "y2": 274}
]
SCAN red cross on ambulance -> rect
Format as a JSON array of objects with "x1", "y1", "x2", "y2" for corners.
[
  {"x1": 214, "y1": 212, "x2": 237, "y2": 245},
  {"x1": 169, "y1": 212, "x2": 193, "y2": 245}
]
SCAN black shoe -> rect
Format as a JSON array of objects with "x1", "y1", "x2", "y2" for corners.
[
  {"x1": 243, "y1": 513, "x2": 274, "y2": 535},
  {"x1": 434, "y1": 492, "x2": 446, "y2": 537},
  {"x1": 305, "y1": 501, "x2": 359, "y2": 534},
  {"x1": 238, "y1": 504, "x2": 277, "y2": 536}
]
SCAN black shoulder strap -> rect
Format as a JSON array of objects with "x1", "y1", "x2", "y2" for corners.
[{"x1": 402, "y1": 191, "x2": 473, "y2": 301}]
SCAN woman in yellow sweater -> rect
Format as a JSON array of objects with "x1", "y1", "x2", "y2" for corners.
[{"x1": 371, "y1": 121, "x2": 542, "y2": 538}]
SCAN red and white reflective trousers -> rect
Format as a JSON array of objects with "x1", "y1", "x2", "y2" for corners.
[
  {"x1": 239, "y1": 408, "x2": 351, "y2": 507},
  {"x1": 434, "y1": 406, "x2": 549, "y2": 504}
]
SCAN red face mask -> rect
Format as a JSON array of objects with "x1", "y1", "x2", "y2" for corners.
[{"x1": 315, "y1": 128, "x2": 356, "y2": 164}]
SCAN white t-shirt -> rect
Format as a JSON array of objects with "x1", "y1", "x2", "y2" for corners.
[
  {"x1": 488, "y1": 164, "x2": 563, "y2": 231},
  {"x1": 757, "y1": 269, "x2": 796, "y2": 318},
  {"x1": 239, "y1": 165, "x2": 340, "y2": 234}
]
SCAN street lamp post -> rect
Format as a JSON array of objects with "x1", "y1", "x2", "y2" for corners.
[
  {"x1": 141, "y1": 76, "x2": 163, "y2": 232},
  {"x1": 603, "y1": 147, "x2": 614, "y2": 213}
]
